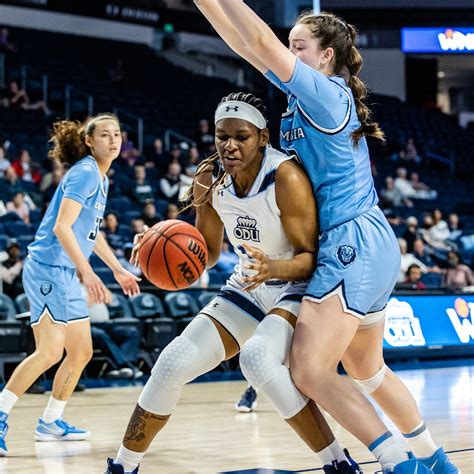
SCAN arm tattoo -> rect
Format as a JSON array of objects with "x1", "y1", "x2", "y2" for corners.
[{"x1": 124, "y1": 404, "x2": 168, "y2": 445}]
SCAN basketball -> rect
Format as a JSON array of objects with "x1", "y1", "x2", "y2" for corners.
[{"x1": 138, "y1": 220, "x2": 208, "y2": 291}]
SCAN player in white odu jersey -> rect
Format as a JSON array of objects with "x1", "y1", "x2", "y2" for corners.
[{"x1": 106, "y1": 93, "x2": 361, "y2": 474}]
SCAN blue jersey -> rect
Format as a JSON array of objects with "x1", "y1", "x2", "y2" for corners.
[
  {"x1": 28, "y1": 156, "x2": 108, "y2": 268},
  {"x1": 265, "y1": 58, "x2": 378, "y2": 231}
]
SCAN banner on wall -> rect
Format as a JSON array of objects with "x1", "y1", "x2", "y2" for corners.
[
  {"x1": 383, "y1": 295, "x2": 474, "y2": 349},
  {"x1": 402, "y1": 27, "x2": 474, "y2": 53}
]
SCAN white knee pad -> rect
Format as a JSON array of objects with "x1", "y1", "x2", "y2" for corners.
[
  {"x1": 138, "y1": 315, "x2": 225, "y2": 415},
  {"x1": 352, "y1": 364, "x2": 388, "y2": 395},
  {"x1": 240, "y1": 314, "x2": 308, "y2": 419}
]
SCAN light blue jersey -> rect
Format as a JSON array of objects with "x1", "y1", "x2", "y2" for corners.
[
  {"x1": 28, "y1": 155, "x2": 108, "y2": 268},
  {"x1": 266, "y1": 59, "x2": 399, "y2": 319},
  {"x1": 265, "y1": 58, "x2": 378, "y2": 232}
]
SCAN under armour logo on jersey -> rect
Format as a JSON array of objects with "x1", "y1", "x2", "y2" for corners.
[
  {"x1": 40, "y1": 283, "x2": 53, "y2": 296},
  {"x1": 225, "y1": 106, "x2": 239, "y2": 112},
  {"x1": 218, "y1": 189, "x2": 224, "y2": 196},
  {"x1": 336, "y1": 245, "x2": 357, "y2": 267},
  {"x1": 211, "y1": 301, "x2": 219, "y2": 308}
]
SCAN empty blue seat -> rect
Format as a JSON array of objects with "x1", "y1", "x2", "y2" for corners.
[
  {"x1": 197, "y1": 292, "x2": 219, "y2": 309},
  {"x1": 0, "y1": 295, "x2": 17, "y2": 321},
  {"x1": 5, "y1": 221, "x2": 31, "y2": 237},
  {"x1": 129, "y1": 293, "x2": 166, "y2": 319},
  {"x1": 107, "y1": 293, "x2": 134, "y2": 319},
  {"x1": 164, "y1": 292, "x2": 200, "y2": 319}
]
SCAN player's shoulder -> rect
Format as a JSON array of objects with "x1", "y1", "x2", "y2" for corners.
[{"x1": 275, "y1": 158, "x2": 310, "y2": 189}]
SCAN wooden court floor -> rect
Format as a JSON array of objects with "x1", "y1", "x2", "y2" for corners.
[{"x1": 0, "y1": 365, "x2": 472, "y2": 473}]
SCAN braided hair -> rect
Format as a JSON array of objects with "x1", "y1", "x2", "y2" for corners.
[
  {"x1": 182, "y1": 92, "x2": 268, "y2": 210},
  {"x1": 297, "y1": 11, "x2": 384, "y2": 144}
]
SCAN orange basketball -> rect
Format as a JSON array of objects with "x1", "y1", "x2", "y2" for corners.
[{"x1": 138, "y1": 220, "x2": 208, "y2": 291}]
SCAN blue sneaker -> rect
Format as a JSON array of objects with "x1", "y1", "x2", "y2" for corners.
[
  {"x1": 0, "y1": 411, "x2": 8, "y2": 456},
  {"x1": 385, "y1": 458, "x2": 433, "y2": 473},
  {"x1": 105, "y1": 458, "x2": 139, "y2": 473},
  {"x1": 411, "y1": 448, "x2": 460, "y2": 474},
  {"x1": 35, "y1": 418, "x2": 90, "y2": 441},
  {"x1": 235, "y1": 386, "x2": 257, "y2": 413}
]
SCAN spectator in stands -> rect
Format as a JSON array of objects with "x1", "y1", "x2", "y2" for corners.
[
  {"x1": 0, "y1": 146, "x2": 11, "y2": 175},
  {"x1": 431, "y1": 209, "x2": 451, "y2": 247},
  {"x1": 0, "y1": 27, "x2": 17, "y2": 54},
  {"x1": 185, "y1": 146, "x2": 201, "y2": 177},
  {"x1": 12, "y1": 149, "x2": 42, "y2": 184},
  {"x1": 0, "y1": 239, "x2": 23, "y2": 298},
  {"x1": 6, "y1": 81, "x2": 52, "y2": 116},
  {"x1": 86, "y1": 286, "x2": 143, "y2": 379},
  {"x1": 6, "y1": 191, "x2": 31, "y2": 224},
  {"x1": 214, "y1": 240, "x2": 239, "y2": 277},
  {"x1": 168, "y1": 144, "x2": 187, "y2": 169},
  {"x1": 165, "y1": 203, "x2": 179, "y2": 220},
  {"x1": 419, "y1": 214, "x2": 451, "y2": 251},
  {"x1": 444, "y1": 250, "x2": 474, "y2": 290},
  {"x1": 0, "y1": 167, "x2": 23, "y2": 201},
  {"x1": 146, "y1": 138, "x2": 170, "y2": 173},
  {"x1": 102, "y1": 212, "x2": 126, "y2": 257},
  {"x1": 399, "y1": 264, "x2": 426, "y2": 291},
  {"x1": 119, "y1": 131, "x2": 140, "y2": 167},
  {"x1": 157, "y1": 161, "x2": 183, "y2": 204},
  {"x1": 410, "y1": 172, "x2": 437, "y2": 200},
  {"x1": 412, "y1": 239, "x2": 437, "y2": 269},
  {"x1": 141, "y1": 201, "x2": 161, "y2": 227},
  {"x1": 380, "y1": 176, "x2": 412, "y2": 208},
  {"x1": 195, "y1": 118, "x2": 214, "y2": 155},
  {"x1": 394, "y1": 167, "x2": 416, "y2": 199},
  {"x1": 402, "y1": 216, "x2": 419, "y2": 253},
  {"x1": 404, "y1": 137, "x2": 421, "y2": 165},
  {"x1": 448, "y1": 213, "x2": 463, "y2": 240},
  {"x1": 398, "y1": 237, "x2": 427, "y2": 282},
  {"x1": 130, "y1": 218, "x2": 145, "y2": 235},
  {"x1": 129, "y1": 165, "x2": 154, "y2": 205},
  {"x1": 42, "y1": 167, "x2": 64, "y2": 204}
]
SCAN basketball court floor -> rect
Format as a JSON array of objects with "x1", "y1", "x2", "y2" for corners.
[{"x1": 0, "y1": 365, "x2": 472, "y2": 473}]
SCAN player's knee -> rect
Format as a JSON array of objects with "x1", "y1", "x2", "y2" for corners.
[
  {"x1": 350, "y1": 364, "x2": 387, "y2": 395},
  {"x1": 37, "y1": 346, "x2": 64, "y2": 367},
  {"x1": 239, "y1": 335, "x2": 276, "y2": 388},
  {"x1": 151, "y1": 335, "x2": 200, "y2": 387}
]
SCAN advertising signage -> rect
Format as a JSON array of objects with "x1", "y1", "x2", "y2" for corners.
[
  {"x1": 383, "y1": 295, "x2": 474, "y2": 349},
  {"x1": 402, "y1": 27, "x2": 474, "y2": 53}
]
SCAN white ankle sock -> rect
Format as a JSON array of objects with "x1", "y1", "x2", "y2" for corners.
[
  {"x1": 370, "y1": 432, "x2": 408, "y2": 471},
  {"x1": 403, "y1": 421, "x2": 438, "y2": 458},
  {"x1": 0, "y1": 389, "x2": 19, "y2": 415},
  {"x1": 116, "y1": 445, "x2": 145, "y2": 472},
  {"x1": 42, "y1": 397, "x2": 68, "y2": 423},
  {"x1": 317, "y1": 439, "x2": 349, "y2": 466}
]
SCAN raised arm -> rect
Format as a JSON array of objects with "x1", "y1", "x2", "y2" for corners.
[
  {"x1": 215, "y1": 0, "x2": 296, "y2": 81},
  {"x1": 193, "y1": 0, "x2": 268, "y2": 73}
]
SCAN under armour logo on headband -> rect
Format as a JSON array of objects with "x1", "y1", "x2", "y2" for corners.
[{"x1": 225, "y1": 106, "x2": 239, "y2": 112}]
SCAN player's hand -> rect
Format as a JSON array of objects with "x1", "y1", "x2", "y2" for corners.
[
  {"x1": 130, "y1": 225, "x2": 149, "y2": 267},
  {"x1": 80, "y1": 268, "x2": 110, "y2": 305},
  {"x1": 241, "y1": 243, "x2": 275, "y2": 291},
  {"x1": 114, "y1": 268, "x2": 141, "y2": 298}
]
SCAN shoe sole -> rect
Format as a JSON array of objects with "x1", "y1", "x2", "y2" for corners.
[
  {"x1": 234, "y1": 402, "x2": 257, "y2": 413},
  {"x1": 0, "y1": 448, "x2": 7, "y2": 457},
  {"x1": 35, "y1": 431, "x2": 90, "y2": 442}
]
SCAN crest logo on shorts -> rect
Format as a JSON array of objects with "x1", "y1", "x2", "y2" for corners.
[
  {"x1": 233, "y1": 215, "x2": 260, "y2": 242},
  {"x1": 40, "y1": 283, "x2": 53, "y2": 296},
  {"x1": 336, "y1": 245, "x2": 356, "y2": 267}
]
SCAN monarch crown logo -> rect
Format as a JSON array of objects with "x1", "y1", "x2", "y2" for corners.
[{"x1": 234, "y1": 215, "x2": 260, "y2": 242}]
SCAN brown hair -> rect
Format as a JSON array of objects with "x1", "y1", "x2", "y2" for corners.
[
  {"x1": 48, "y1": 113, "x2": 120, "y2": 165},
  {"x1": 296, "y1": 11, "x2": 384, "y2": 143},
  {"x1": 182, "y1": 92, "x2": 268, "y2": 210}
]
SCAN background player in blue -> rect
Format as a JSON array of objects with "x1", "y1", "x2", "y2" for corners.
[
  {"x1": 194, "y1": 3, "x2": 458, "y2": 474},
  {"x1": 0, "y1": 113, "x2": 140, "y2": 456}
]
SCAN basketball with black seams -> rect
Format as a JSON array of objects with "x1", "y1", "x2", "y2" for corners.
[{"x1": 138, "y1": 220, "x2": 208, "y2": 291}]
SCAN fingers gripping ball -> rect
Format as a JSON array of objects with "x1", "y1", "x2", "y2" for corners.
[{"x1": 138, "y1": 220, "x2": 208, "y2": 291}]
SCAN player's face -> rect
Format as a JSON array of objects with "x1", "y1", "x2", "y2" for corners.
[
  {"x1": 215, "y1": 118, "x2": 269, "y2": 176},
  {"x1": 86, "y1": 119, "x2": 122, "y2": 161},
  {"x1": 289, "y1": 24, "x2": 332, "y2": 73}
]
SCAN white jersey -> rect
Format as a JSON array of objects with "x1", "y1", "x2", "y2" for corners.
[{"x1": 212, "y1": 147, "x2": 294, "y2": 280}]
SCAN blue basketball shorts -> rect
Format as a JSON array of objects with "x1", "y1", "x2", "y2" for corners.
[
  {"x1": 305, "y1": 206, "x2": 400, "y2": 326},
  {"x1": 23, "y1": 257, "x2": 89, "y2": 326}
]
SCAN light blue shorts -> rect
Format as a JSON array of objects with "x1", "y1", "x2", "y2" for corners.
[
  {"x1": 23, "y1": 257, "x2": 89, "y2": 326},
  {"x1": 305, "y1": 206, "x2": 400, "y2": 325}
]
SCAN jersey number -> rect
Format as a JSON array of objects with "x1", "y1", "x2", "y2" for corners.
[{"x1": 88, "y1": 217, "x2": 103, "y2": 241}]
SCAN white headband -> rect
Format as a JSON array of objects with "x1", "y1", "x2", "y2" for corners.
[{"x1": 214, "y1": 100, "x2": 267, "y2": 130}]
